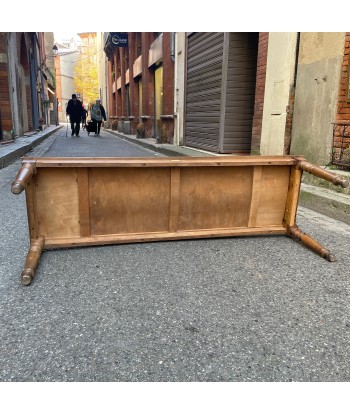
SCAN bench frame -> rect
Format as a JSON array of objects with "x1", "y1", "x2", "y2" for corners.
[{"x1": 12, "y1": 156, "x2": 349, "y2": 285}]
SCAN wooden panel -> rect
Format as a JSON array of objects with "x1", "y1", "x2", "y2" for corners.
[
  {"x1": 35, "y1": 168, "x2": 80, "y2": 238},
  {"x1": 77, "y1": 168, "x2": 91, "y2": 237},
  {"x1": 89, "y1": 167, "x2": 171, "y2": 235},
  {"x1": 44, "y1": 226, "x2": 288, "y2": 249},
  {"x1": 169, "y1": 168, "x2": 181, "y2": 232},
  {"x1": 178, "y1": 167, "x2": 252, "y2": 230},
  {"x1": 248, "y1": 166, "x2": 263, "y2": 227},
  {"x1": 21, "y1": 157, "x2": 299, "y2": 245},
  {"x1": 255, "y1": 166, "x2": 291, "y2": 226},
  {"x1": 23, "y1": 156, "x2": 299, "y2": 168}
]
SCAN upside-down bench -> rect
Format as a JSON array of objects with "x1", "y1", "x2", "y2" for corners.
[{"x1": 11, "y1": 155, "x2": 349, "y2": 285}]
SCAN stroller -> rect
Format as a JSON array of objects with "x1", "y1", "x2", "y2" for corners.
[{"x1": 86, "y1": 120, "x2": 96, "y2": 135}]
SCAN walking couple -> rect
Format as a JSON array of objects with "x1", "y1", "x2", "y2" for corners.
[{"x1": 66, "y1": 94, "x2": 106, "y2": 137}]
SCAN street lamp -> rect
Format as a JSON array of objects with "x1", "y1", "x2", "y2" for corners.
[{"x1": 52, "y1": 44, "x2": 59, "y2": 125}]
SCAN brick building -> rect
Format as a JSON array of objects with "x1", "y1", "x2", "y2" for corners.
[
  {"x1": 35, "y1": 32, "x2": 350, "y2": 166},
  {"x1": 0, "y1": 32, "x2": 50, "y2": 141},
  {"x1": 104, "y1": 32, "x2": 175, "y2": 142},
  {"x1": 332, "y1": 32, "x2": 350, "y2": 166}
]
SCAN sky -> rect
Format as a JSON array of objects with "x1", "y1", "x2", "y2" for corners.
[
  {"x1": 11, "y1": 0, "x2": 350, "y2": 33},
  {"x1": 54, "y1": 32, "x2": 81, "y2": 43}
]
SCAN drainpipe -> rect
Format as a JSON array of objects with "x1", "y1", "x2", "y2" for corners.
[
  {"x1": 0, "y1": 109, "x2": 3, "y2": 140},
  {"x1": 293, "y1": 32, "x2": 300, "y2": 88},
  {"x1": 29, "y1": 47, "x2": 39, "y2": 130},
  {"x1": 170, "y1": 32, "x2": 175, "y2": 62}
]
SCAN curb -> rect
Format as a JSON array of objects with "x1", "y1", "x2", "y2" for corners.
[
  {"x1": 0, "y1": 125, "x2": 62, "y2": 169},
  {"x1": 104, "y1": 128, "x2": 213, "y2": 157},
  {"x1": 299, "y1": 183, "x2": 350, "y2": 225}
]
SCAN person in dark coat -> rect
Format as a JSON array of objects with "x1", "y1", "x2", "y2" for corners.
[{"x1": 66, "y1": 94, "x2": 83, "y2": 137}]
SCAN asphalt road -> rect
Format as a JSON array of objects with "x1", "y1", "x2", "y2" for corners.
[{"x1": 1, "y1": 128, "x2": 350, "y2": 382}]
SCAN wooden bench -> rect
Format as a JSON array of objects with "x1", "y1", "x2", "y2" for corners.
[{"x1": 12, "y1": 156, "x2": 349, "y2": 285}]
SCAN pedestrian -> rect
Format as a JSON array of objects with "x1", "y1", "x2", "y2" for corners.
[
  {"x1": 81, "y1": 105, "x2": 88, "y2": 130},
  {"x1": 91, "y1": 99, "x2": 107, "y2": 136},
  {"x1": 66, "y1": 94, "x2": 83, "y2": 137}
]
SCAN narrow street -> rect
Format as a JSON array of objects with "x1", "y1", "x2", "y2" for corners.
[
  {"x1": 32, "y1": 124, "x2": 163, "y2": 158},
  {"x1": 0, "y1": 128, "x2": 350, "y2": 382}
]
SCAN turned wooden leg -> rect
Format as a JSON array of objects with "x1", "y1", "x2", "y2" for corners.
[
  {"x1": 288, "y1": 225, "x2": 336, "y2": 262},
  {"x1": 11, "y1": 162, "x2": 36, "y2": 195},
  {"x1": 297, "y1": 160, "x2": 349, "y2": 188},
  {"x1": 21, "y1": 237, "x2": 45, "y2": 285}
]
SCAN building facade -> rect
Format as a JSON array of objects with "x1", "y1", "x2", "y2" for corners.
[
  {"x1": 0, "y1": 32, "x2": 52, "y2": 141},
  {"x1": 54, "y1": 40, "x2": 80, "y2": 122},
  {"x1": 97, "y1": 33, "x2": 109, "y2": 121},
  {"x1": 40, "y1": 31, "x2": 350, "y2": 169},
  {"x1": 104, "y1": 32, "x2": 175, "y2": 141},
  {"x1": 290, "y1": 32, "x2": 346, "y2": 165}
]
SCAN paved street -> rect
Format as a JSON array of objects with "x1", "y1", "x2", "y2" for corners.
[{"x1": 0, "y1": 127, "x2": 350, "y2": 381}]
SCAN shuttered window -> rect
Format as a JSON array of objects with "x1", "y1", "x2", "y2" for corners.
[
  {"x1": 185, "y1": 32, "x2": 224, "y2": 152},
  {"x1": 184, "y1": 32, "x2": 258, "y2": 154}
]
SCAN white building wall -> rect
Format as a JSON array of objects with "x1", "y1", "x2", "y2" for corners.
[
  {"x1": 174, "y1": 32, "x2": 186, "y2": 146},
  {"x1": 260, "y1": 32, "x2": 298, "y2": 155},
  {"x1": 98, "y1": 32, "x2": 109, "y2": 120},
  {"x1": 59, "y1": 50, "x2": 79, "y2": 121}
]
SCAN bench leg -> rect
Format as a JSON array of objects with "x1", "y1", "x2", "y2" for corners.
[
  {"x1": 21, "y1": 237, "x2": 45, "y2": 285},
  {"x1": 288, "y1": 225, "x2": 336, "y2": 262}
]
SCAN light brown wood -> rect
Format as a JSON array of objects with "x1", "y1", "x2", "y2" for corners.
[
  {"x1": 25, "y1": 176, "x2": 39, "y2": 240},
  {"x1": 35, "y1": 168, "x2": 80, "y2": 238},
  {"x1": 43, "y1": 226, "x2": 288, "y2": 249},
  {"x1": 169, "y1": 167, "x2": 181, "y2": 232},
  {"x1": 13, "y1": 155, "x2": 349, "y2": 285},
  {"x1": 248, "y1": 166, "x2": 263, "y2": 227},
  {"x1": 21, "y1": 155, "x2": 299, "y2": 168},
  {"x1": 297, "y1": 160, "x2": 349, "y2": 188},
  {"x1": 89, "y1": 167, "x2": 171, "y2": 235},
  {"x1": 178, "y1": 166, "x2": 252, "y2": 230},
  {"x1": 11, "y1": 162, "x2": 36, "y2": 194},
  {"x1": 283, "y1": 166, "x2": 302, "y2": 227},
  {"x1": 77, "y1": 168, "x2": 91, "y2": 237},
  {"x1": 21, "y1": 237, "x2": 45, "y2": 285},
  {"x1": 288, "y1": 225, "x2": 336, "y2": 262},
  {"x1": 254, "y1": 166, "x2": 291, "y2": 226}
]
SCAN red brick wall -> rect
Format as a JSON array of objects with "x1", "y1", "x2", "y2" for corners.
[
  {"x1": 251, "y1": 32, "x2": 268, "y2": 154},
  {"x1": 334, "y1": 33, "x2": 350, "y2": 151},
  {"x1": 284, "y1": 91, "x2": 295, "y2": 154},
  {"x1": 128, "y1": 32, "x2": 138, "y2": 133},
  {"x1": 161, "y1": 32, "x2": 175, "y2": 142},
  {"x1": 0, "y1": 33, "x2": 12, "y2": 132},
  {"x1": 105, "y1": 33, "x2": 176, "y2": 141},
  {"x1": 141, "y1": 32, "x2": 155, "y2": 138}
]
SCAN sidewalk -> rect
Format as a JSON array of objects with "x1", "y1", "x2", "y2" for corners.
[
  {"x1": 103, "y1": 127, "x2": 215, "y2": 157},
  {"x1": 0, "y1": 125, "x2": 62, "y2": 169},
  {"x1": 1, "y1": 124, "x2": 349, "y2": 225}
]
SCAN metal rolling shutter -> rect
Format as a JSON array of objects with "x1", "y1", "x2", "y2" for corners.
[
  {"x1": 184, "y1": 32, "x2": 224, "y2": 152},
  {"x1": 222, "y1": 32, "x2": 258, "y2": 153}
]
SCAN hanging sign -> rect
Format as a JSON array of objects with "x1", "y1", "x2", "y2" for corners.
[{"x1": 110, "y1": 33, "x2": 128, "y2": 47}]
